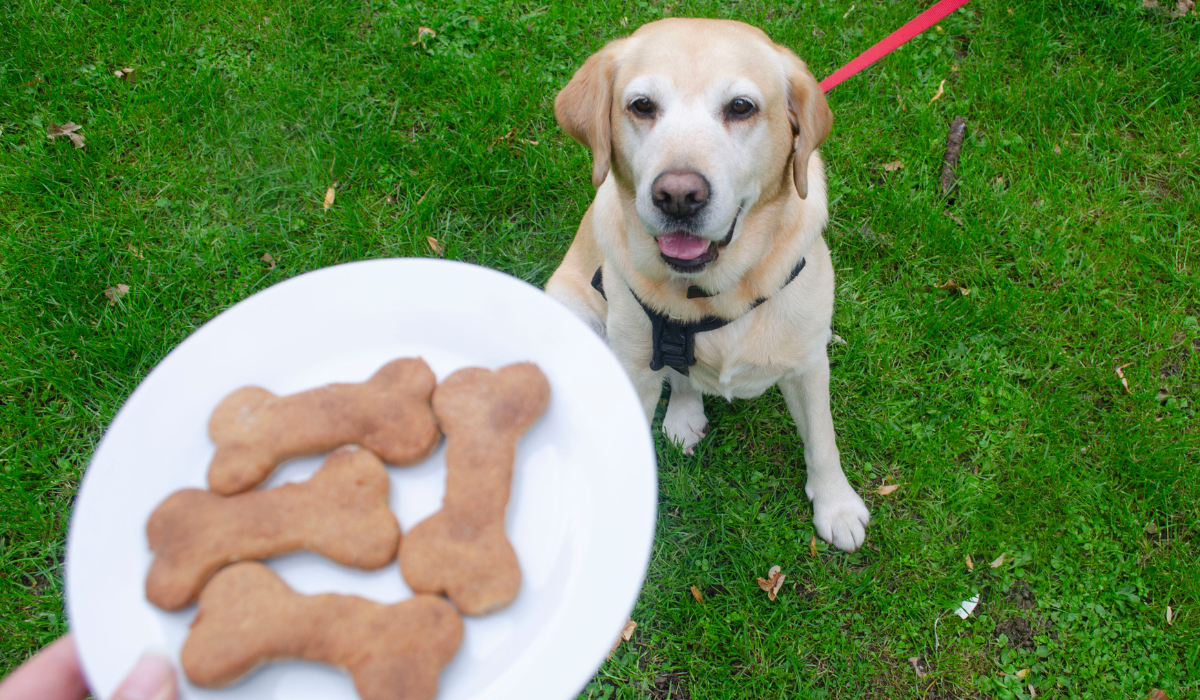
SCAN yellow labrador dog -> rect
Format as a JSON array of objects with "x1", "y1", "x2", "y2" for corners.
[{"x1": 546, "y1": 18, "x2": 869, "y2": 551}]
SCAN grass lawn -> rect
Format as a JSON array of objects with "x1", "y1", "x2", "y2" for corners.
[{"x1": 2, "y1": 0, "x2": 1198, "y2": 697}]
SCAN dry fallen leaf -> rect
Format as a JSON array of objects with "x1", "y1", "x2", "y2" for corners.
[
  {"x1": 607, "y1": 618, "x2": 637, "y2": 660},
  {"x1": 1016, "y1": 668, "x2": 1029, "y2": 679},
  {"x1": 262, "y1": 253, "x2": 276, "y2": 269},
  {"x1": 809, "y1": 534, "x2": 818, "y2": 558},
  {"x1": 936, "y1": 279, "x2": 971, "y2": 295},
  {"x1": 1116, "y1": 363, "x2": 1133, "y2": 394},
  {"x1": 965, "y1": 555, "x2": 974, "y2": 571},
  {"x1": 1166, "y1": 605, "x2": 1173, "y2": 625},
  {"x1": 1144, "y1": 0, "x2": 1193, "y2": 16},
  {"x1": 907, "y1": 656, "x2": 928, "y2": 678},
  {"x1": 842, "y1": 3, "x2": 856, "y2": 19},
  {"x1": 930, "y1": 79, "x2": 946, "y2": 103},
  {"x1": 883, "y1": 160, "x2": 904, "y2": 172},
  {"x1": 323, "y1": 183, "x2": 337, "y2": 211},
  {"x1": 488, "y1": 128, "x2": 540, "y2": 152},
  {"x1": 104, "y1": 283, "x2": 130, "y2": 303},
  {"x1": 690, "y1": 585, "x2": 704, "y2": 603},
  {"x1": 621, "y1": 618, "x2": 637, "y2": 641},
  {"x1": 770, "y1": 575, "x2": 786, "y2": 600},
  {"x1": 830, "y1": 333, "x2": 847, "y2": 345},
  {"x1": 412, "y1": 26, "x2": 437, "y2": 45},
  {"x1": 1145, "y1": 690, "x2": 1169, "y2": 700},
  {"x1": 491, "y1": 128, "x2": 516, "y2": 148},
  {"x1": 875, "y1": 483, "x2": 901, "y2": 496},
  {"x1": 990, "y1": 553, "x2": 1006, "y2": 569},
  {"x1": 756, "y1": 565, "x2": 785, "y2": 601},
  {"x1": 426, "y1": 236, "x2": 445, "y2": 256},
  {"x1": 46, "y1": 121, "x2": 85, "y2": 149}
]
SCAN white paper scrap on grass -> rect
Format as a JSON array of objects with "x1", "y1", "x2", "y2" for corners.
[{"x1": 953, "y1": 594, "x2": 980, "y2": 619}]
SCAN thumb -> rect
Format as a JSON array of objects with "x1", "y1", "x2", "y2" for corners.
[
  {"x1": 110, "y1": 652, "x2": 176, "y2": 700},
  {"x1": 0, "y1": 635, "x2": 87, "y2": 700}
]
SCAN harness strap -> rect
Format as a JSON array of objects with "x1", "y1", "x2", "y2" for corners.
[{"x1": 591, "y1": 257, "x2": 806, "y2": 374}]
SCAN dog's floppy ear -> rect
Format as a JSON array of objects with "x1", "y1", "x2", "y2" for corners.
[
  {"x1": 555, "y1": 39, "x2": 627, "y2": 188},
  {"x1": 779, "y1": 49, "x2": 833, "y2": 199}
]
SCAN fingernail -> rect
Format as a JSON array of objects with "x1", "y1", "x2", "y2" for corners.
[{"x1": 112, "y1": 652, "x2": 177, "y2": 700}]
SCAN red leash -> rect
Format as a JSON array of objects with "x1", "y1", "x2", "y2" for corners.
[{"x1": 819, "y1": 0, "x2": 974, "y2": 93}]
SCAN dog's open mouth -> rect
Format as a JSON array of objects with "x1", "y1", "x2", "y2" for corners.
[
  {"x1": 658, "y1": 231, "x2": 713, "y2": 261},
  {"x1": 657, "y1": 212, "x2": 738, "y2": 272}
]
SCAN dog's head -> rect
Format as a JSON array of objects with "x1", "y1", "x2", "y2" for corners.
[{"x1": 556, "y1": 18, "x2": 831, "y2": 277}]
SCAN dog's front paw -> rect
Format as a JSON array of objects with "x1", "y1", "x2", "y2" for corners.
[
  {"x1": 809, "y1": 483, "x2": 870, "y2": 552},
  {"x1": 662, "y1": 402, "x2": 707, "y2": 456}
]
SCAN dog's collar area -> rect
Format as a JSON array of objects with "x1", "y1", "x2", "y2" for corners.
[{"x1": 590, "y1": 257, "x2": 806, "y2": 374}]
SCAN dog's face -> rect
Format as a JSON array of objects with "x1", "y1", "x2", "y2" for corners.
[{"x1": 556, "y1": 19, "x2": 832, "y2": 277}]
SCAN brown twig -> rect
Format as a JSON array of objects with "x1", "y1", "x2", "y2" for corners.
[{"x1": 940, "y1": 116, "x2": 967, "y2": 198}]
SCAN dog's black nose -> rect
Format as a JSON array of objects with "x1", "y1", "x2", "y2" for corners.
[{"x1": 651, "y1": 170, "x2": 710, "y2": 219}]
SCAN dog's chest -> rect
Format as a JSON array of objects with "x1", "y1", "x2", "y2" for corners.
[
  {"x1": 686, "y1": 315, "x2": 814, "y2": 399},
  {"x1": 688, "y1": 360, "x2": 780, "y2": 400}
]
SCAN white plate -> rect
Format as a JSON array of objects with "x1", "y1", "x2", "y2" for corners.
[{"x1": 66, "y1": 258, "x2": 657, "y2": 700}]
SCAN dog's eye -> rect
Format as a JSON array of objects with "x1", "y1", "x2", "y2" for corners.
[
  {"x1": 629, "y1": 97, "x2": 656, "y2": 118},
  {"x1": 726, "y1": 98, "x2": 757, "y2": 119}
]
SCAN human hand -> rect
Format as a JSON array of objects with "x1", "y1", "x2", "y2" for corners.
[{"x1": 0, "y1": 633, "x2": 177, "y2": 700}]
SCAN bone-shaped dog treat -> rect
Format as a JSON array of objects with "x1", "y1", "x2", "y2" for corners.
[
  {"x1": 207, "y1": 357, "x2": 439, "y2": 494},
  {"x1": 182, "y1": 562, "x2": 462, "y2": 700},
  {"x1": 146, "y1": 445, "x2": 400, "y2": 611},
  {"x1": 399, "y1": 363, "x2": 550, "y2": 615}
]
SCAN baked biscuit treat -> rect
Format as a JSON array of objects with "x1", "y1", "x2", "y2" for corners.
[
  {"x1": 399, "y1": 363, "x2": 549, "y2": 615},
  {"x1": 207, "y1": 358, "x2": 439, "y2": 494},
  {"x1": 182, "y1": 562, "x2": 462, "y2": 700},
  {"x1": 146, "y1": 446, "x2": 400, "y2": 610}
]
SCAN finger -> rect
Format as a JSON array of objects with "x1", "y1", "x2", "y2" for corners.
[
  {"x1": 0, "y1": 634, "x2": 89, "y2": 700},
  {"x1": 111, "y1": 651, "x2": 177, "y2": 700}
]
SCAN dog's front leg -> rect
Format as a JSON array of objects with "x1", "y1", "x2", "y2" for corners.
[
  {"x1": 779, "y1": 358, "x2": 869, "y2": 552},
  {"x1": 628, "y1": 367, "x2": 666, "y2": 422},
  {"x1": 662, "y1": 370, "x2": 707, "y2": 454},
  {"x1": 603, "y1": 277, "x2": 666, "y2": 423},
  {"x1": 606, "y1": 319, "x2": 664, "y2": 421}
]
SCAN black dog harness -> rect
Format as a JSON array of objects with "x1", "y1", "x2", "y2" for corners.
[{"x1": 591, "y1": 257, "x2": 806, "y2": 375}]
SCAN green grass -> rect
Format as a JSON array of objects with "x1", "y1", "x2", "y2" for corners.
[{"x1": 2, "y1": 0, "x2": 1198, "y2": 697}]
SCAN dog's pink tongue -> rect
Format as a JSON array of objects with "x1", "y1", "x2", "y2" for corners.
[{"x1": 657, "y1": 232, "x2": 711, "y2": 260}]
